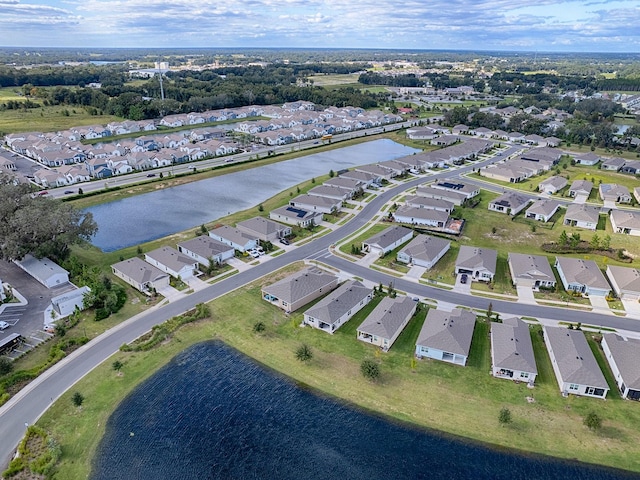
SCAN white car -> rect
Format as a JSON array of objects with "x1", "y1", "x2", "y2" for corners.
[
  {"x1": 0, "y1": 321, "x2": 9, "y2": 330},
  {"x1": 249, "y1": 250, "x2": 261, "y2": 258}
]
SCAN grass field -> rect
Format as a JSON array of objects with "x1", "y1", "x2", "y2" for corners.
[
  {"x1": 0, "y1": 105, "x2": 121, "y2": 134},
  {"x1": 309, "y1": 73, "x2": 362, "y2": 86},
  {"x1": 34, "y1": 266, "x2": 640, "y2": 478}
]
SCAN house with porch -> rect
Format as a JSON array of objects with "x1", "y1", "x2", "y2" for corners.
[
  {"x1": 563, "y1": 204, "x2": 599, "y2": 230},
  {"x1": 568, "y1": 180, "x2": 593, "y2": 198},
  {"x1": 554, "y1": 257, "x2": 611, "y2": 296},
  {"x1": 290, "y1": 194, "x2": 341, "y2": 214},
  {"x1": 455, "y1": 246, "x2": 497, "y2": 282},
  {"x1": 362, "y1": 226, "x2": 413, "y2": 257},
  {"x1": 508, "y1": 253, "x2": 555, "y2": 289},
  {"x1": 543, "y1": 326, "x2": 609, "y2": 399},
  {"x1": 601, "y1": 157, "x2": 626, "y2": 172},
  {"x1": 144, "y1": 246, "x2": 198, "y2": 280},
  {"x1": 488, "y1": 192, "x2": 530, "y2": 216},
  {"x1": 414, "y1": 185, "x2": 468, "y2": 206},
  {"x1": 177, "y1": 236, "x2": 235, "y2": 267},
  {"x1": 393, "y1": 205, "x2": 450, "y2": 228},
  {"x1": 397, "y1": 234, "x2": 451, "y2": 269},
  {"x1": 601, "y1": 334, "x2": 640, "y2": 401},
  {"x1": 357, "y1": 296, "x2": 417, "y2": 351},
  {"x1": 262, "y1": 267, "x2": 338, "y2": 313},
  {"x1": 302, "y1": 280, "x2": 373, "y2": 334},
  {"x1": 573, "y1": 152, "x2": 600, "y2": 166},
  {"x1": 491, "y1": 317, "x2": 537, "y2": 383},
  {"x1": 307, "y1": 184, "x2": 353, "y2": 201},
  {"x1": 525, "y1": 199, "x2": 561, "y2": 222},
  {"x1": 599, "y1": 183, "x2": 632, "y2": 204},
  {"x1": 403, "y1": 196, "x2": 454, "y2": 214},
  {"x1": 610, "y1": 209, "x2": 640, "y2": 236},
  {"x1": 415, "y1": 308, "x2": 476, "y2": 366},
  {"x1": 111, "y1": 257, "x2": 169, "y2": 294}
]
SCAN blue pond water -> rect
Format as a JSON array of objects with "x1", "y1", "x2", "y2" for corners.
[
  {"x1": 86, "y1": 139, "x2": 419, "y2": 252},
  {"x1": 92, "y1": 342, "x2": 637, "y2": 480}
]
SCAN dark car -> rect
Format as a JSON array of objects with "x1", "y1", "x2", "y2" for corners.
[
  {"x1": 146, "y1": 173, "x2": 156, "y2": 177},
  {"x1": 64, "y1": 190, "x2": 74, "y2": 194},
  {"x1": 279, "y1": 238, "x2": 290, "y2": 245},
  {"x1": 460, "y1": 274, "x2": 468, "y2": 284}
]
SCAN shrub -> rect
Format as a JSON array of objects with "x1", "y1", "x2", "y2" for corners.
[
  {"x1": 295, "y1": 344, "x2": 313, "y2": 362},
  {"x1": 72, "y1": 392, "x2": 84, "y2": 407},
  {"x1": 584, "y1": 412, "x2": 602, "y2": 431},
  {"x1": 252, "y1": 321, "x2": 266, "y2": 333},
  {"x1": 360, "y1": 359, "x2": 380, "y2": 381},
  {"x1": 499, "y1": 407, "x2": 512, "y2": 425},
  {"x1": 0, "y1": 357, "x2": 13, "y2": 376}
]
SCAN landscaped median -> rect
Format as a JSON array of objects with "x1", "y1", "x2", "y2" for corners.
[{"x1": 18, "y1": 263, "x2": 640, "y2": 478}]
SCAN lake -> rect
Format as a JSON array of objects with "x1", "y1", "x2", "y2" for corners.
[
  {"x1": 86, "y1": 139, "x2": 419, "y2": 252},
  {"x1": 92, "y1": 342, "x2": 638, "y2": 480}
]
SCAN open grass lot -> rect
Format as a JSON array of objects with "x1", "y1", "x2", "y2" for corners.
[
  {"x1": 36, "y1": 266, "x2": 640, "y2": 478},
  {"x1": 0, "y1": 105, "x2": 121, "y2": 134},
  {"x1": 309, "y1": 73, "x2": 362, "y2": 86}
]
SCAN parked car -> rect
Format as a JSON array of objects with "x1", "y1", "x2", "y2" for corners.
[
  {"x1": 279, "y1": 238, "x2": 290, "y2": 245},
  {"x1": 0, "y1": 321, "x2": 9, "y2": 330},
  {"x1": 146, "y1": 173, "x2": 156, "y2": 177},
  {"x1": 249, "y1": 250, "x2": 261, "y2": 259},
  {"x1": 37, "y1": 190, "x2": 49, "y2": 196},
  {"x1": 460, "y1": 274, "x2": 468, "y2": 284},
  {"x1": 64, "y1": 190, "x2": 74, "y2": 194}
]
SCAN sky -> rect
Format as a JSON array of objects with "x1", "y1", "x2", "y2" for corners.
[{"x1": 1, "y1": 0, "x2": 639, "y2": 52}]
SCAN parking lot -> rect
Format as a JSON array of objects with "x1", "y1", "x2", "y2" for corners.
[{"x1": 1, "y1": 260, "x2": 73, "y2": 357}]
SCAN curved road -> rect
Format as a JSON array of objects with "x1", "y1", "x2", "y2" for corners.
[{"x1": 1, "y1": 156, "x2": 638, "y2": 468}]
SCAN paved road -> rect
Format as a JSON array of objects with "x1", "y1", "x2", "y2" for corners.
[{"x1": 2, "y1": 152, "x2": 639, "y2": 468}]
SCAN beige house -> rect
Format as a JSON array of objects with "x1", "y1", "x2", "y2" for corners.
[
  {"x1": 261, "y1": 268, "x2": 338, "y2": 313},
  {"x1": 111, "y1": 257, "x2": 169, "y2": 294}
]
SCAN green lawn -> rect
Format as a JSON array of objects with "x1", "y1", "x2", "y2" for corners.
[{"x1": 0, "y1": 104, "x2": 121, "y2": 134}]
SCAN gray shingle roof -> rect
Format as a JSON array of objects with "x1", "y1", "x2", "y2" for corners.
[
  {"x1": 364, "y1": 225, "x2": 413, "y2": 250},
  {"x1": 236, "y1": 217, "x2": 289, "y2": 237},
  {"x1": 399, "y1": 234, "x2": 450, "y2": 264},
  {"x1": 544, "y1": 326, "x2": 608, "y2": 388},
  {"x1": 262, "y1": 268, "x2": 338, "y2": 304},
  {"x1": 357, "y1": 296, "x2": 417, "y2": 339},
  {"x1": 508, "y1": 253, "x2": 554, "y2": 282},
  {"x1": 606, "y1": 265, "x2": 640, "y2": 295},
  {"x1": 564, "y1": 203, "x2": 599, "y2": 223},
  {"x1": 526, "y1": 199, "x2": 560, "y2": 217},
  {"x1": 489, "y1": 191, "x2": 530, "y2": 210},
  {"x1": 112, "y1": 257, "x2": 168, "y2": 285},
  {"x1": 539, "y1": 175, "x2": 568, "y2": 190},
  {"x1": 491, "y1": 317, "x2": 537, "y2": 374},
  {"x1": 602, "y1": 333, "x2": 640, "y2": 390},
  {"x1": 416, "y1": 308, "x2": 476, "y2": 356},
  {"x1": 555, "y1": 257, "x2": 610, "y2": 291},
  {"x1": 178, "y1": 236, "x2": 234, "y2": 259},
  {"x1": 303, "y1": 280, "x2": 372, "y2": 326},
  {"x1": 145, "y1": 246, "x2": 197, "y2": 272},
  {"x1": 456, "y1": 246, "x2": 497, "y2": 275},
  {"x1": 611, "y1": 209, "x2": 640, "y2": 230}
]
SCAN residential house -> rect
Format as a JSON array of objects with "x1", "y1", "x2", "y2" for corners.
[
  {"x1": 481, "y1": 165, "x2": 526, "y2": 183},
  {"x1": 601, "y1": 334, "x2": 640, "y2": 401},
  {"x1": 634, "y1": 186, "x2": 640, "y2": 204},
  {"x1": 415, "y1": 308, "x2": 476, "y2": 366},
  {"x1": 177, "y1": 236, "x2": 235, "y2": 267},
  {"x1": 543, "y1": 326, "x2": 609, "y2": 399},
  {"x1": 144, "y1": 246, "x2": 198, "y2": 280},
  {"x1": 621, "y1": 160, "x2": 640, "y2": 175},
  {"x1": 357, "y1": 296, "x2": 417, "y2": 350},
  {"x1": 507, "y1": 253, "x2": 556, "y2": 289},
  {"x1": 323, "y1": 177, "x2": 363, "y2": 196},
  {"x1": 525, "y1": 199, "x2": 561, "y2": 222},
  {"x1": 599, "y1": 183, "x2": 632, "y2": 204},
  {"x1": 601, "y1": 157, "x2": 626, "y2": 172},
  {"x1": 339, "y1": 170, "x2": 376, "y2": 188},
  {"x1": 50, "y1": 286, "x2": 91, "y2": 318},
  {"x1": 491, "y1": 317, "x2": 537, "y2": 383},
  {"x1": 574, "y1": 152, "x2": 600, "y2": 166},
  {"x1": 488, "y1": 192, "x2": 530, "y2": 216},
  {"x1": 568, "y1": 180, "x2": 593, "y2": 198},
  {"x1": 236, "y1": 217, "x2": 292, "y2": 242},
  {"x1": 290, "y1": 194, "x2": 341, "y2": 214},
  {"x1": 606, "y1": 265, "x2": 640, "y2": 300},
  {"x1": 404, "y1": 196, "x2": 454, "y2": 213},
  {"x1": 111, "y1": 257, "x2": 169, "y2": 294},
  {"x1": 302, "y1": 280, "x2": 373, "y2": 334},
  {"x1": 414, "y1": 185, "x2": 468, "y2": 206},
  {"x1": 455, "y1": 246, "x2": 497, "y2": 282},
  {"x1": 563, "y1": 204, "x2": 600, "y2": 230},
  {"x1": 14, "y1": 254, "x2": 69, "y2": 288},
  {"x1": 209, "y1": 225, "x2": 258, "y2": 252},
  {"x1": 354, "y1": 164, "x2": 394, "y2": 182},
  {"x1": 429, "y1": 179, "x2": 479, "y2": 199},
  {"x1": 397, "y1": 234, "x2": 451, "y2": 269},
  {"x1": 362, "y1": 226, "x2": 413, "y2": 257},
  {"x1": 393, "y1": 205, "x2": 450, "y2": 228},
  {"x1": 269, "y1": 205, "x2": 323, "y2": 228},
  {"x1": 261, "y1": 267, "x2": 338, "y2": 313},
  {"x1": 555, "y1": 257, "x2": 611, "y2": 296},
  {"x1": 307, "y1": 185, "x2": 352, "y2": 201},
  {"x1": 538, "y1": 175, "x2": 568, "y2": 195},
  {"x1": 609, "y1": 209, "x2": 640, "y2": 237}
]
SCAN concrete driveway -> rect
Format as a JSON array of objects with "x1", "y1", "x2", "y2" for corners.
[
  {"x1": 588, "y1": 295, "x2": 612, "y2": 313},
  {"x1": 621, "y1": 298, "x2": 640, "y2": 320},
  {"x1": 516, "y1": 286, "x2": 537, "y2": 305}
]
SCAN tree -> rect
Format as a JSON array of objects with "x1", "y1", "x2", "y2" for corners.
[
  {"x1": 252, "y1": 321, "x2": 265, "y2": 333},
  {"x1": 601, "y1": 234, "x2": 611, "y2": 250},
  {"x1": 0, "y1": 174, "x2": 97, "y2": 262},
  {"x1": 590, "y1": 233, "x2": 600, "y2": 250},
  {"x1": 569, "y1": 232, "x2": 581, "y2": 248},
  {"x1": 329, "y1": 169, "x2": 335, "y2": 178},
  {"x1": 295, "y1": 344, "x2": 313, "y2": 362},
  {"x1": 72, "y1": 392, "x2": 84, "y2": 407},
  {"x1": 499, "y1": 407, "x2": 512, "y2": 425},
  {"x1": 583, "y1": 412, "x2": 602, "y2": 431},
  {"x1": 258, "y1": 204, "x2": 264, "y2": 212},
  {"x1": 559, "y1": 230, "x2": 569, "y2": 246},
  {"x1": 112, "y1": 360, "x2": 123, "y2": 372},
  {"x1": 0, "y1": 357, "x2": 14, "y2": 376},
  {"x1": 360, "y1": 359, "x2": 380, "y2": 381}
]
